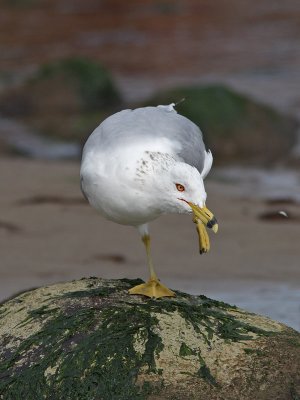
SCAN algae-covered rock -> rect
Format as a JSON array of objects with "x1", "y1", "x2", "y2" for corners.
[
  {"x1": 145, "y1": 85, "x2": 298, "y2": 164},
  {"x1": 0, "y1": 58, "x2": 121, "y2": 142},
  {"x1": 0, "y1": 278, "x2": 299, "y2": 400}
]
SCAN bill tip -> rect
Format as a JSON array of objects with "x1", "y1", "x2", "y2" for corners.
[{"x1": 212, "y1": 224, "x2": 219, "y2": 233}]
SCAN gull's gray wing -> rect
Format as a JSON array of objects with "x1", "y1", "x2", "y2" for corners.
[{"x1": 82, "y1": 105, "x2": 210, "y2": 175}]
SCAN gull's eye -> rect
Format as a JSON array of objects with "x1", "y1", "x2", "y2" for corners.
[{"x1": 175, "y1": 183, "x2": 185, "y2": 192}]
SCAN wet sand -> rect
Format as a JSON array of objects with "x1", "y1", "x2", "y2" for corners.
[{"x1": 0, "y1": 157, "x2": 299, "y2": 329}]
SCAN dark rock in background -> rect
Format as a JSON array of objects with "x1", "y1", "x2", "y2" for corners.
[
  {"x1": 1, "y1": 76, "x2": 298, "y2": 164},
  {"x1": 144, "y1": 85, "x2": 298, "y2": 165},
  {"x1": 0, "y1": 58, "x2": 122, "y2": 145}
]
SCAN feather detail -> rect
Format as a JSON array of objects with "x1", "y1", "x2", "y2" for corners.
[
  {"x1": 201, "y1": 150, "x2": 213, "y2": 179},
  {"x1": 157, "y1": 103, "x2": 176, "y2": 113}
]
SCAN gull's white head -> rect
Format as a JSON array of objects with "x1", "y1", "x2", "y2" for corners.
[
  {"x1": 134, "y1": 151, "x2": 217, "y2": 231},
  {"x1": 154, "y1": 161, "x2": 207, "y2": 214}
]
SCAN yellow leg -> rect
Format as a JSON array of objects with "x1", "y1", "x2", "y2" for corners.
[{"x1": 129, "y1": 235, "x2": 175, "y2": 298}]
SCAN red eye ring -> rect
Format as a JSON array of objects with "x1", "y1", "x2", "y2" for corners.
[{"x1": 176, "y1": 183, "x2": 185, "y2": 192}]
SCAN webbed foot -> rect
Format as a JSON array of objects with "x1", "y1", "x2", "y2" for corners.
[{"x1": 129, "y1": 278, "x2": 175, "y2": 298}]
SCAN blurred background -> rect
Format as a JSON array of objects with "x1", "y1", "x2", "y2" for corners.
[{"x1": 0, "y1": 0, "x2": 299, "y2": 329}]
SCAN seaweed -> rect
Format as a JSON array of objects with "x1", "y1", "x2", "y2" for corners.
[
  {"x1": 244, "y1": 348, "x2": 265, "y2": 356},
  {"x1": 61, "y1": 286, "x2": 117, "y2": 298},
  {"x1": 179, "y1": 342, "x2": 196, "y2": 357},
  {"x1": 0, "y1": 278, "x2": 276, "y2": 399},
  {"x1": 0, "y1": 301, "x2": 164, "y2": 399},
  {"x1": 197, "y1": 353, "x2": 219, "y2": 388}
]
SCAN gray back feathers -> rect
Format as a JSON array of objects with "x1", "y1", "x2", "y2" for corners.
[{"x1": 82, "y1": 106, "x2": 207, "y2": 174}]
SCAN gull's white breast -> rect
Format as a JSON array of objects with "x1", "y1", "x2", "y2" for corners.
[{"x1": 80, "y1": 138, "x2": 176, "y2": 226}]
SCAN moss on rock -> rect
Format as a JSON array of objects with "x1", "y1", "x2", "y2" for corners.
[
  {"x1": 0, "y1": 58, "x2": 121, "y2": 143},
  {"x1": 144, "y1": 85, "x2": 298, "y2": 164},
  {"x1": 34, "y1": 58, "x2": 121, "y2": 112},
  {"x1": 0, "y1": 278, "x2": 299, "y2": 399}
]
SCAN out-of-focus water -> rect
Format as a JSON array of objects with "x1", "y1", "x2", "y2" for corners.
[
  {"x1": 0, "y1": 118, "x2": 80, "y2": 159},
  {"x1": 210, "y1": 284, "x2": 300, "y2": 332},
  {"x1": 213, "y1": 166, "x2": 300, "y2": 203},
  {"x1": 185, "y1": 281, "x2": 300, "y2": 332}
]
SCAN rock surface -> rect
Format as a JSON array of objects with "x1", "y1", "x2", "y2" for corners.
[{"x1": 0, "y1": 278, "x2": 299, "y2": 400}]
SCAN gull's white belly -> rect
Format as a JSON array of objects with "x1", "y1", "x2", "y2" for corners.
[{"x1": 80, "y1": 155, "x2": 161, "y2": 226}]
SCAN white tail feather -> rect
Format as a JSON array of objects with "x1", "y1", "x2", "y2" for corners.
[{"x1": 201, "y1": 150, "x2": 213, "y2": 179}]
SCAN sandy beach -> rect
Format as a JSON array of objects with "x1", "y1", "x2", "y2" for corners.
[{"x1": 1, "y1": 157, "x2": 299, "y2": 329}]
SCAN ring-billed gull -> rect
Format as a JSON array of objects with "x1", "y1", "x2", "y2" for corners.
[{"x1": 80, "y1": 104, "x2": 218, "y2": 298}]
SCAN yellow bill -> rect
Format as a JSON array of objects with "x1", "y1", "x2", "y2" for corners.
[
  {"x1": 188, "y1": 203, "x2": 218, "y2": 233},
  {"x1": 189, "y1": 203, "x2": 218, "y2": 254}
]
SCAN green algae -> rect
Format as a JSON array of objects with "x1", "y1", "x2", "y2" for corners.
[
  {"x1": 197, "y1": 353, "x2": 219, "y2": 387},
  {"x1": 290, "y1": 383, "x2": 300, "y2": 400},
  {"x1": 179, "y1": 342, "x2": 196, "y2": 357},
  {"x1": 0, "y1": 295, "x2": 164, "y2": 399},
  {"x1": 61, "y1": 286, "x2": 117, "y2": 298},
  {"x1": 244, "y1": 348, "x2": 266, "y2": 356},
  {"x1": 285, "y1": 337, "x2": 300, "y2": 348},
  {"x1": 148, "y1": 295, "x2": 271, "y2": 345},
  {"x1": 0, "y1": 279, "x2": 281, "y2": 399},
  {"x1": 179, "y1": 343, "x2": 219, "y2": 387}
]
